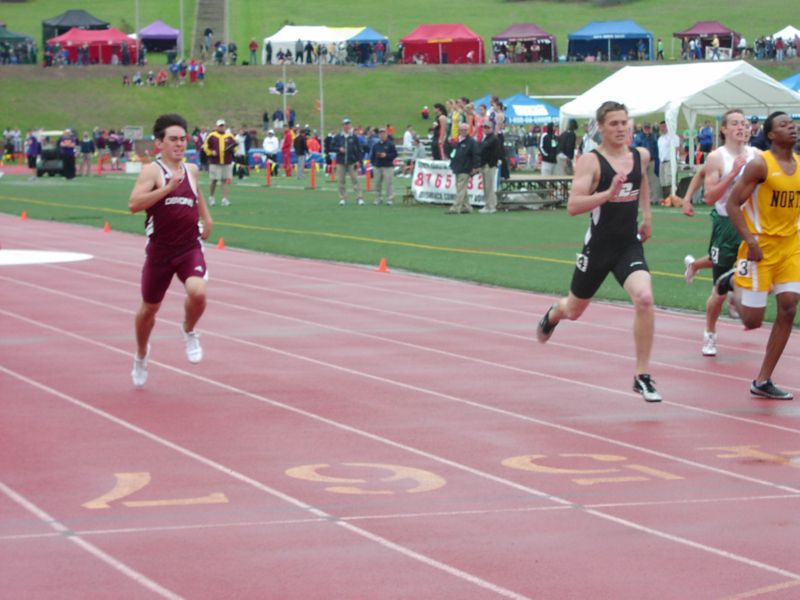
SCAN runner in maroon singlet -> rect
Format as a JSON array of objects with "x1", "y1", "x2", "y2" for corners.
[{"x1": 128, "y1": 113, "x2": 213, "y2": 387}]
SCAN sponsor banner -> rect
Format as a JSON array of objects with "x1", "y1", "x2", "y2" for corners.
[{"x1": 411, "y1": 159, "x2": 485, "y2": 204}]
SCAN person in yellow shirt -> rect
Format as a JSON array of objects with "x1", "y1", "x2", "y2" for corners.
[{"x1": 717, "y1": 112, "x2": 800, "y2": 399}]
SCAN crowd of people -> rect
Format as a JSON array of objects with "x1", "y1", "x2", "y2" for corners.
[
  {"x1": 0, "y1": 40, "x2": 37, "y2": 64},
  {"x1": 122, "y1": 58, "x2": 207, "y2": 87}
]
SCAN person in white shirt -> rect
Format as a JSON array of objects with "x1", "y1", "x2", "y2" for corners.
[
  {"x1": 262, "y1": 129, "x2": 279, "y2": 174},
  {"x1": 402, "y1": 125, "x2": 415, "y2": 151},
  {"x1": 657, "y1": 121, "x2": 680, "y2": 199}
]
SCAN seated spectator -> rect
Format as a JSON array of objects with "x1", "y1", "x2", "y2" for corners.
[
  {"x1": 147, "y1": 70, "x2": 156, "y2": 86},
  {"x1": 122, "y1": 74, "x2": 130, "y2": 86},
  {"x1": 132, "y1": 71, "x2": 143, "y2": 86},
  {"x1": 156, "y1": 68, "x2": 168, "y2": 86},
  {"x1": 401, "y1": 136, "x2": 426, "y2": 177}
]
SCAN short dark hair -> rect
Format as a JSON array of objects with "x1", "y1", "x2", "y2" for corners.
[
  {"x1": 764, "y1": 111, "x2": 787, "y2": 140},
  {"x1": 153, "y1": 114, "x2": 188, "y2": 140},
  {"x1": 596, "y1": 101, "x2": 627, "y2": 124}
]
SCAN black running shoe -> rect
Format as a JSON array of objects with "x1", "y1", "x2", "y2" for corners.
[
  {"x1": 536, "y1": 304, "x2": 558, "y2": 343},
  {"x1": 633, "y1": 374, "x2": 662, "y2": 402},
  {"x1": 750, "y1": 379, "x2": 794, "y2": 400},
  {"x1": 715, "y1": 268, "x2": 735, "y2": 296}
]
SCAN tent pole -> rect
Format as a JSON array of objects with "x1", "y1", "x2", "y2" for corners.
[
  {"x1": 134, "y1": 0, "x2": 140, "y2": 41},
  {"x1": 179, "y1": 0, "x2": 184, "y2": 60},
  {"x1": 282, "y1": 62, "x2": 287, "y2": 122},
  {"x1": 319, "y1": 57, "x2": 324, "y2": 142},
  {"x1": 607, "y1": 39, "x2": 611, "y2": 61}
]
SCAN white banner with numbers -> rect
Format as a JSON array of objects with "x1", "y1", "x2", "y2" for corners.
[{"x1": 411, "y1": 159, "x2": 485, "y2": 205}]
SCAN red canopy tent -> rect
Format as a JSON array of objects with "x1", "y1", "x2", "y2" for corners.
[
  {"x1": 400, "y1": 24, "x2": 484, "y2": 64},
  {"x1": 491, "y1": 23, "x2": 557, "y2": 62},
  {"x1": 47, "y1": 27, "x2": 138, "y2": 64},
  {"x1": 674, "y1": 20, "x2": 740, "y2": 55}
]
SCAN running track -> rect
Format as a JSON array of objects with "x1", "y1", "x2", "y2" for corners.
[{"x1": 1, "y1": 213, "x2": 799, "y2": 599}]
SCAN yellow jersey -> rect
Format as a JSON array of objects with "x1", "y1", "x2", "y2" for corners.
[{"x1": 743, "y1": 150, "x2": 800, "y2": 237}]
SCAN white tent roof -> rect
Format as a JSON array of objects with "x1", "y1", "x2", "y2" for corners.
[
  {"x1": 560, "y1": 61, "x2": 800, "y2": 191},
  {"x1": 262, "y1": 25, "x2": 364, "y2": 64},
  {"x1": 773, "y1": 25, "x2": 800, "y2": 41}
]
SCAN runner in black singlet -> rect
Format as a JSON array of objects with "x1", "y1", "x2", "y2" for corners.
[{"x1": 536, "y1": 101, "x2": 662, "y2": 402}]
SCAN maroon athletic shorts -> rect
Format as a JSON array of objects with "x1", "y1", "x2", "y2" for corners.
[{"x1": 141, "y1": 242, "x2": 207, "y2": 304}]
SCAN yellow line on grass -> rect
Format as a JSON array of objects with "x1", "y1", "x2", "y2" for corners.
[{"x1": 1, "y1": 195, "x2": 690, "y2": 280}]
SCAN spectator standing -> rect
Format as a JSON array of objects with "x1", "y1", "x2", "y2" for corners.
[
  {"x1": 555, "y1": 119, "x2": 578, "y2": 175},
  {"x1": 749, "y1": 116, "x2": 769, "y2": 151},
  {"x1": 523, "y1": 127, "x2": 538, "y2": 169},
  {"x1": 78, "y1": 131, "x2": 95, "y2": 177},
  {"x1": 58, "y1": 129, "x2": 77, "y2": 180},
  {"x1": 698, "y1": 120, "x2": 714, "y2": 153},
  {"x1": 431, "y1": 103, "x2": 448, "y2": 160},
  {"x1": 293, "y1": 128, "x2": 308, "y2": 179},
  {"x1": 657, "y1": 38, "x2": 665, "y2": 60},
  {"x1": 262, "y1": 129, "x2": 279, "y2": 174},
  {"x1": 273, "y1": 108, "x2": 284, "y2": 130},
  {"x1": 657, "y1": 121, "x2": 680, "y2": 199},
  {"x1": 369, "y1": 128, "x2": 397, "y2": 205},
  {"x1": 447, "y1": 123, "x2": 480, "y2": 215},
  {"x1": 331, "y1": 117, "x2": 365, "y2": 206},
  {"x1": 539, "y1": 123, "x2": 559, "y2": 175},
  {"x1": 479, "y1": 121, "x2": 504, "y2": 213},
  {"x1": 633, "y1": 122, "x2": 661, "y2": 204},
  {"x1": 203, "y1": 119, "x2": 236, "y2": 206},
  {"x1": 108, "y1": 130, "x2": 122, "y2": 171},
  {"x1": 280, "y1": 124, "x2": 294, "y2": 177},
  {"x1": 249, "y1": 39, "x2": 258, "y2": 64},
  {"x1": 25, "y1": 129, "x2": 41, "y2": 177},
  {"x1": 402, "y1": 125, "x2": 415, "y2": 151}
]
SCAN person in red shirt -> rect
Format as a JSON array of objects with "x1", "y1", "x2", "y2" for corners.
[
  {"x1": 281, "y1": 124, "x2": 294, "y2": 176},
  {"x1": 249, "y1": 39, "x2": 259, "y2": 64}
]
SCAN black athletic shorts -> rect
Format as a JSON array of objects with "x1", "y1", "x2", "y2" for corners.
[{"x1": 570, "y1": 238, "x2": 649, "y2": 299}]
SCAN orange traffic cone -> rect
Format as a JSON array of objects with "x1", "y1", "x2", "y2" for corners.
[
  {"x1": 103, "y1": 221, "x2": 111, "y2": 233},
  {"x1": 217, "y1": 237, "x2": 225, "y2": 250},
  {"x1": 376, "y1": 257, "x2": 388, "y2": 273},
  {"x1": 21, "y1": 210, "x2": 28, "y2": 220}
]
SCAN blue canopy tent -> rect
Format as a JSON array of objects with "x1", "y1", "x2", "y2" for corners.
[
  {"x1": 781, "y1": 72, "x2": 800, "y2": 92},
  {"x1": 567, "y1": 20, "x2": 654, "y2": 62},
  {"x1": 347, "y1": 26, "x2": 390, "y2": 64},
  {"x1": 471, "y1": 94, "x2": 494, "y2": 111},
  {"x1": 502, "y1": 93, "x2": 560, "y2": 124}
]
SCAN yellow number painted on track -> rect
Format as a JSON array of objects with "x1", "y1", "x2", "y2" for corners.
[
  {"x1": 82, "y1": 472, "x2": 228, "y2": 509},
  {"x1": 285, "y1": 463, "x2": 445, "y2": 494},
  {"x1": 502, "y1": 453, "x2": 682, "y2": 485}
]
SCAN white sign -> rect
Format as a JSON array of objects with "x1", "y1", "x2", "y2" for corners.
[{"x1": 411, "y1": 159, "x2": 485, "y2": 205}]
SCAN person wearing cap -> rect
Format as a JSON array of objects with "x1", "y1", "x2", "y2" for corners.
[
  {"x1": 369, "y1": 128, "x2": 397, "y2": 205},
  {"x1": 262, "y1": 129, "x2": 279, "y2": 175},
  {"x1": 479, "y1": 121, "x2": 504, "y2": 213},
  {"x1": 58, "y1": 128, "x2": 77, "y2": 180},
  {"x1": 331, "y1": 118, "x2": 365, "y2": 206},
  {"x1": 448, "y1": 123, "x2": 480, "y2": 215},
  {"x1": 203, "y1": 119, "x2": 236, "y2": 206}
]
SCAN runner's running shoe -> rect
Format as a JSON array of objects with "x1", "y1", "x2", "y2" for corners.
[
  {"x1": 131, "y1": 344, "x2": 151, "y2": 388},
  {"x1": 536, "y1": 304, "x2": 558, "y2": 343},
  {"x1": 633, "y1": 374, "x2": 662, "y2": 402},
  {"x1": 181, "y1": 326, "x2": 203, "y2": 363},
  {"x1": 750, "y1": 380, "x2": 793, "y2": 400},
  {"x1": 683, "y1": 254, "x2": 696, "y2": 284},
  {"x1": 702, "y1": 331, "x2": 717, "y2": 356}
]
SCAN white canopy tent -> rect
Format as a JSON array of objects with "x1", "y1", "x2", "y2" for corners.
[
  {"x1": 262, "y1": 25, "x2": 362, "y2": 64},
  {"x1": 773, "y1": 25, "x2": 800, "y2": 41},
  {"x1": 560, "y1": 61, "x2": 800, "y2": 192}
]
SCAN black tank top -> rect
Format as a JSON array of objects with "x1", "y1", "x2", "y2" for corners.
[{"x1": 586, "y1": 149, "x2": 642, "y2": 244}]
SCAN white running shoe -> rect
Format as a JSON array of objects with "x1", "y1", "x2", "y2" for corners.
[
  {"x1": 131, "y1": 344, "x2": 151, "y2": 387},
  {"x1": 181, "y1": 326, "x2": 203, "y2": 363},
  {"x1": 702, "y1": 331, "x2": 717, "y2": 356},
  {"x1": 357, "y1": 198, "x2": 365, "y2": 206},
  {"x1": 209, "y1": 197, "x2": 216, "y2": 206},
  {"x1": 339, "y1": 199, "x2": 346, "y2": 206},
  {"x1": 683, "y1": 254, "x2": 696, "y2": 284},
  {"x1": 221, "y1": 198, "x2": 230, "y2": 207}
]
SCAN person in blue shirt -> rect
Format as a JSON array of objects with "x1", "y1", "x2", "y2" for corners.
[
  {"x1": 698, "y1": 120, "x2": 714, "y2": 153},
  {"x1": 633, "y1": 122, "x2": 660, "y2": 204}
]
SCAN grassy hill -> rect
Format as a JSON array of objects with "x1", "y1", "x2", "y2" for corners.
[{"x1": 1, "y1": 0, "x2": 797, "y2": 133}]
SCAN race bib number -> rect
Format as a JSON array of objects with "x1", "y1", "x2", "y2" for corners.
[
  {"x1": 710, "y1": 246, "x2": 719, "y2": 265},
  {"x1": 576, "y1": 253, "x2": 589, "y2": 272},
  {"x1": 736, "y1": 258, "x2": 749, "y2": 277}
]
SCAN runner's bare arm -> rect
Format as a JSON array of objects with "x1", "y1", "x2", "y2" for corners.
[
  {"x1": 637, "y1": 148, "x2": 652, "y2": 242},
  {"x1": 128, "y1": 162, "x2": 182, "y2": 213},
  {"x1": 188, "y1": 163, "x2": 213, "y2": 240},
  {"x1": 726, "y1": 156, "x2": 766, "y2": 261},
  {"x1": 567, "y1": 152, "x2": 621, "y2": 216}
]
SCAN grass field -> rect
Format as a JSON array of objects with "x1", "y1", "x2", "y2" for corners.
[{"x1": 1, "y1": 169, "x2": 790, "y2": 325}]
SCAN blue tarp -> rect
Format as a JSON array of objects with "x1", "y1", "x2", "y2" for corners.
[
  {"x1": 502, "y1": 93, "x2": 559, "y2": 125},
  {"x1": 349, "y1": 26, "x2": 388, "y2": 47},
  {"x1": 568, "y1": 20, "x2": 654, "y2": 61},
  {"x1": 781, "y1": 72, "x2": 800, "y2": 92},
  {"x1": 471, "y1": 95, "x2": 494, "y2": 111}
]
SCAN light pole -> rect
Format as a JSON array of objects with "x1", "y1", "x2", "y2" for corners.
[
  {"x1": 179, "y1": 0, "x2": 184, "y2": 60},
  {"x1": 318, "y1": 56, "x2": 325, "y2": 138}
]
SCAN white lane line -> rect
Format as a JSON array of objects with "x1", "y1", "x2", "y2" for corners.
[
  {"x1": 0, "y1": 366, "x2": 531, "y2": 600},
  {"x1": 0, "y1": 481, "x2": 182, "y2": 600},
  {"x1": 2, "y1": 322, "x2": 800, "y2": 584}
]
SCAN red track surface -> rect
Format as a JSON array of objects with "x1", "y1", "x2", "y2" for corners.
[{"x1": 1, "y1": 213, "x2": 799, "y2": 599}]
